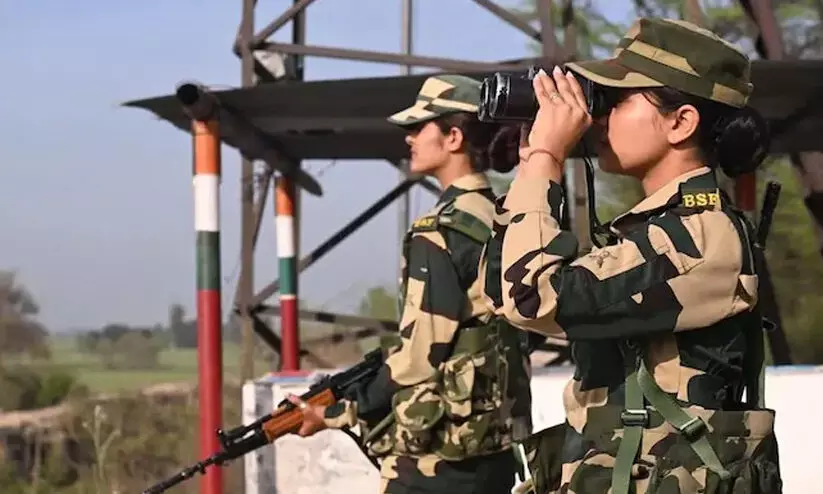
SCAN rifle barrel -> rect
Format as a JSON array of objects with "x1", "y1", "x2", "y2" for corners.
[{"x1": 142, "y1": 454, "x2": 218, "y2": 494}]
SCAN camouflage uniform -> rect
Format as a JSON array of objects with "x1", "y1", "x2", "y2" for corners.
[
  {"x1": 324, "y1": 75, "x2": 533, "y2": 493},
  {"x1": 481, "y1": 19, "x2": 782, "y2": 494}
]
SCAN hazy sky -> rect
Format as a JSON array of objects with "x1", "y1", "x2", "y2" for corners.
[{"x1": 1, "y1": 0, "x2": 635, "y2": 332}]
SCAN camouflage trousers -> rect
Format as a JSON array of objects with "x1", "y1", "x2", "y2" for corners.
[
  {"x1": 378, "y1": 450, "x2": 519, "y2": 494},
  {"x1": 521, "y1": 406, "x2": 782, "y2": 494}
]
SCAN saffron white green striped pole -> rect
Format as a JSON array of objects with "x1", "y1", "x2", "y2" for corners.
[
  {"x1": 192, "y1": 118, "x2": 224, "y2": 494},
  {"x1": 275, "y1": 175, "x2": 300, "y2": 371}
]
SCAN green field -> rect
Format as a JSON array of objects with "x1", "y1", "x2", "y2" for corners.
[{"x1": 15, "y1": 335, "x2": 273, "y2": 394}]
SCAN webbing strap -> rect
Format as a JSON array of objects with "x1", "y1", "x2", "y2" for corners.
[
  {"x1": 438, "y1": 208, "x2": 492, "y2": 244},
  {"x1": 612, "y1": 368, "x2": 645, "y2": 494},
  {"x1": 513, "y1": 443, "x2": 532, "y2": 485},
  {"x1": 613, "y1": 359, "x2": 732, "y2": 494},
  {"x1": 755, "y1": 361, "x2": 766, "y2": 408},
  {"x1": 636, "y1": 363, "x2": 731, "y2": 481}
]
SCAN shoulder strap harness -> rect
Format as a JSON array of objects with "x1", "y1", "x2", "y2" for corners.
[
  {"x1": 397, "y1": 191, "x2": 493, "y2": 320},
  {"x1": 407, "y1": 197, "x2": 492, "y2": 243},
  {"x1": 612, "y1": 178, "x2": 783, "y2": 494}
]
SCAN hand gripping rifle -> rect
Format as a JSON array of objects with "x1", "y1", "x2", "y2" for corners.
[{"x1": 142, "y1": 348, "x2": 384, "y2": 494}]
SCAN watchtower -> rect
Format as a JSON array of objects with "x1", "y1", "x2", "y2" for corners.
[{"x1": 125, "y1": 1, "x2": 823, "y2": 492}]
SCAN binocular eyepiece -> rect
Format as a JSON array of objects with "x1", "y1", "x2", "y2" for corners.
[{"x1": 477, "y1": 65, "x2": 611, "y2": 123}]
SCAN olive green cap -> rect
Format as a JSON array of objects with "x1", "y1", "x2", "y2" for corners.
[
  {"x1": 387, "y1": 74, "x2": 482, "y2": 127},
  {"x1": 564, "y1": 18, "x2": 753, "y2": 108}
]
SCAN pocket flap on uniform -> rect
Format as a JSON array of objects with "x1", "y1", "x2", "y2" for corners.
[
  {"x1": 442, "y1": 355, "x2": 475, "y2": 402},
  {"x1": 392, "y1": 381, "x2": 445, "y2": 432}
]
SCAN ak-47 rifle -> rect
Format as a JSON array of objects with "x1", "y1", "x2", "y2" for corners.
[{"x1": 142, "y1": 348, "x2": 384, "y2": 494}]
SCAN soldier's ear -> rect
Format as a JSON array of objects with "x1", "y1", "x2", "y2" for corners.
[
  {"x1": 443, "y1": 125, "x2": 465, "y2": 153},
  {"x1": 666, "y1": 104, "x2": 700, "y2": 146}
]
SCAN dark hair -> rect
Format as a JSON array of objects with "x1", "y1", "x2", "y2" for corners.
[
  {"x1": 642, "y1": 87, "x2": 770, "y2": 177},
  {"x1": 433, "y1": 112, "x2": 520, "y2": 173}
]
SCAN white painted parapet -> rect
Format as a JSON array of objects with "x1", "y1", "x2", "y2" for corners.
[{"x1": 242, "y1": 365, "x2": 822, "y2": 494}]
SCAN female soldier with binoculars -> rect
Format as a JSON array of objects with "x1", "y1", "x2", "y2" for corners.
[{"x1": 481, "y1": 17, "x2": 782, "y2": 494}]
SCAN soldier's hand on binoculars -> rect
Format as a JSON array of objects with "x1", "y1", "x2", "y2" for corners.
[{"x1": 526, "y1": 66, "x2": 593, "y2": 166}]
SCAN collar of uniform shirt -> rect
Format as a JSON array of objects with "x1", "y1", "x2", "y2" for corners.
[
  {"x1": 436, "y1": 172, "x2": 492, "y2": 205},
  {"x1": 610, "y1": 166, "x2": 718, "y2": 227}
]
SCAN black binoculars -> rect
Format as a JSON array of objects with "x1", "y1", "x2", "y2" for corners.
[{"x1": 477, "y1": 65, "x2": 612, "y2": 123}]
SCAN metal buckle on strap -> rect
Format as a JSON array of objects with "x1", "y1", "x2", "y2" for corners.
[
  {"x1": 679, "y1": 416, "x2": 708, "y2": 441},
  {"x1": 620, "y1": 409, "x2": 649, "y2": 428}
]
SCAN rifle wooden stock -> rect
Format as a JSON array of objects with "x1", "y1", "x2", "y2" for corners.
[{"x1": 262, "y1": 388, "x2": 337, "y2": 440}]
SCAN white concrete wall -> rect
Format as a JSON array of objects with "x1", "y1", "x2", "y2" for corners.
[{"x1": 242, "y1": 365, "x2": 822, "y2": 494}]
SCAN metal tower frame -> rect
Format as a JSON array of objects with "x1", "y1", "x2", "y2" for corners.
[
  {"x1": 228, "y1": 0, "x2": 580, "y2": 381},
  {"x1": 219, "y1": 0, "x2": 802, "y2": 375}
]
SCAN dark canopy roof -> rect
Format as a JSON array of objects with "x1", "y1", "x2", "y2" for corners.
[{"x1": 124, "y1": 59, "x2": 823, "y2": 161}]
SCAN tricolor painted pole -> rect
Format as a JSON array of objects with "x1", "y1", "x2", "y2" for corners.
[
  {"x1": 193, "y1": 118, "x2": 224, "y2": 494},
  {"x1": 275, "y1": 174, "x2": 300, "y2": 371}
]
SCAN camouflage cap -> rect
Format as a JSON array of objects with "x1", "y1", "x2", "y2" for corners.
[
  {"x1": 565, "y1": 18, "x2": 753, "y2": 108},
  {"x1": 387, "y1": 74, "x2": 482, "y2": 127}
]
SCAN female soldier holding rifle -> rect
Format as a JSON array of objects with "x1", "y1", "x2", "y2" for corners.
[{"x1": 290, "y1": 74, "x2": 534, "y2": 494}]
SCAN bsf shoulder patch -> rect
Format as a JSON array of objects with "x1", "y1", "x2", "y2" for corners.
[
  {"x1": 412, "y1": 215, "x2": 439, "y2": 231},
  {"x1": 679, "y1": 186, "x2": 721, "y2": 210}
]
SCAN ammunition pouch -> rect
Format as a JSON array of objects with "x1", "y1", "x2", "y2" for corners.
[
  {"x1": 516, "y1": 406, "x2": 781, "y2": 494},
  {"x1": 576, "y1": 404, "x2": 782, "y2": 494},
  {"x1": 365, "y1": 321, "x2": 532, "y2": 462},
  {"x1": 602, "y1": 346, "x2": 783, "y2": 494}
]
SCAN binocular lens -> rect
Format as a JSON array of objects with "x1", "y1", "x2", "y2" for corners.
[
  {"x1": 478, "y1": 77, "x2": 493, "y2": 122},
  {"x1": 478, "y1": 72, "x2": 537, "y2": 122},
  {"x1": 477, "y1": 66, "x2": 610, "y2": 122}
]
